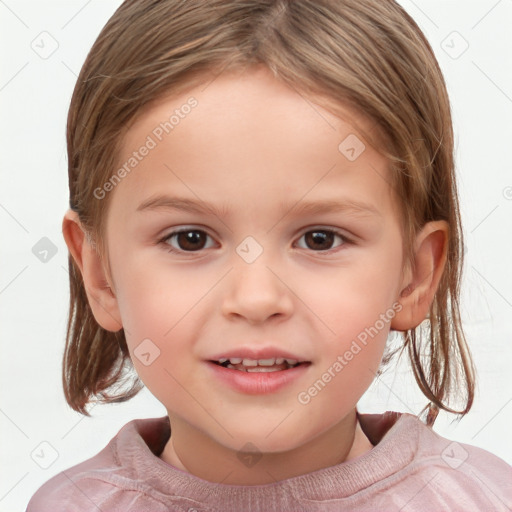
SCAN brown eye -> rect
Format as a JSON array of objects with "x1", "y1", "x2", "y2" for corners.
[
  {"x1": 297, "y1": 230, "x2": 345, "y2": 251},
  {"x1": 165, "y1": 230, "x2": 213, "y2": 252}
]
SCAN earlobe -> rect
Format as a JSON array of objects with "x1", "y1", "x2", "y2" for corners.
[
  {"x1": 62, "y1": 209, "x2": 123, "y2": 332},
  {"x1": 391, "y1": 221, "x2": 449, "y2": 331}
]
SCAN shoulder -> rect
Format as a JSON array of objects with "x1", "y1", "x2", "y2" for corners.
[
  {"x1": 358, "y1": 412, "x2": 512, "y2": 510},
  {"x1": 402, "y1": 413, "x2": 512, "y2": 510},
  {"x1": 26, "y1": 417, "x2": 171, "y2": 512}
]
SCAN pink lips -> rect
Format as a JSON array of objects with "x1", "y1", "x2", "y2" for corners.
[
  {"x1": 205, "y1": 344, "x2": 312, "y2": 394},
  {"x1": 206, "y1": 360, "x2": 311, "y2": 395}
]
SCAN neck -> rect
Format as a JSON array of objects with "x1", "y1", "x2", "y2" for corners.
[{"x1": 160, "y1": 408, "x2": 373, "y2": 485}]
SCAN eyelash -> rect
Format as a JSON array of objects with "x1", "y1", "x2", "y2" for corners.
[{"x1": 159, "y1": 227, "x2": 353, "y2": 255}]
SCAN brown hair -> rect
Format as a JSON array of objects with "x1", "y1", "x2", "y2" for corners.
[{"x1": 64, "y1": 0, "x2": 475, "y2": 424}]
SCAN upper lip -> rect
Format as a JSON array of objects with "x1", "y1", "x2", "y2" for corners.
[{"x1": 208, "y1": 346, "x2": 310, "y2": 362}]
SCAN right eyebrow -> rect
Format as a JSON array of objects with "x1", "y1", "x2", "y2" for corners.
[{"x1": 136, "y1": 195, "x2": 231, "y2": 217}]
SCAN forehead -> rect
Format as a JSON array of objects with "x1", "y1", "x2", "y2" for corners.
[
  {"x1": 125, "y1": 65, "x2": 381, "y2": 153},
  {"x1": 108, "y1": 65, "x2": 396, "y2": 221}
]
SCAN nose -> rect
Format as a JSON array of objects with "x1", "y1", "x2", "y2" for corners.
[{"x1": 221, "y1": 259, "x2": 294, "y2": 325}]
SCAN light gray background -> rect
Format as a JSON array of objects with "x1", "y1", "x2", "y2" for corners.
[{"x1": 1, "y1": 1, "x2": 511, "y2": 510}]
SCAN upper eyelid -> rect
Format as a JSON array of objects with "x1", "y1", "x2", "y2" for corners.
[{"x1": 162, "y1": 225, "x2": 216, "y2": 238}]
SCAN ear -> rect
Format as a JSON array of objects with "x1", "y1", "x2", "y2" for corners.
[
  {"x1": 62, "y1": 209, "x2": 123, "y2": 332},
  {"x1": 391, "y1": 220, "x2": 449, "y2": 331}
]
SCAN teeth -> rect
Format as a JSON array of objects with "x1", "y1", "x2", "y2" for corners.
[
  {"x1": 216, "y1": 357, "x2": 303, "y2": 367},
  {"x1": 258, "y1": 358, "x2": 277, "y2": 366},
  {"x1": 246, "y1": 366, "x2": 282, "y2": 372},
  {"x1": 225, "y1": 364, "x2": 284, "y2": 373}
]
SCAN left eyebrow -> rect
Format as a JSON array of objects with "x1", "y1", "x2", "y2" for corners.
[{"x1": 283, "y1": 199, "x2": 381, "y2": 218}]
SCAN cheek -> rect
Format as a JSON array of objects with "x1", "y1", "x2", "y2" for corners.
[
  {"x1": 116, "y1": 278, "x2": 197, "y2": 411},
  {"x1": 113, "y1": 250, "x2": 213, "y2": 337},
  {"x1": 294, "y1": 267, "x2": 399, "y2": 428},
  {"x1": 305, "y1": 257, "x2": 402, "y2": 340},
  {"x1": 296, "y1": 243, "x2": 403, "y2": 382},
  {"x1": 111, "y1": 255, "x2": 215, "y2": 398}
]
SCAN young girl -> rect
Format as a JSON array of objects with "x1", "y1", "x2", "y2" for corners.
[{"x1": 28, "y1": 0, "x2": 511, "y2": 510}]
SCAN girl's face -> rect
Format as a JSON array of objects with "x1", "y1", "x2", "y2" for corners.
[{"x1": 104, "y1": 65, "x2": 406, "y2": 457}]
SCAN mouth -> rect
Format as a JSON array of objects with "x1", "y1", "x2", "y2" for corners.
[{"x1": 209, "y1": 357, "x2": 311, "y2": 372}]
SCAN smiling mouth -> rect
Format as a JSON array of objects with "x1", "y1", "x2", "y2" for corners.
[{"x1": 210, "y1": 357, "x2": 310, "y2": 373}]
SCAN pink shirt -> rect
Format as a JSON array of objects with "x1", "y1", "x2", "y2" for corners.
[{"x1": 27, "y1": 411, "x2": 512, "y2": 511}]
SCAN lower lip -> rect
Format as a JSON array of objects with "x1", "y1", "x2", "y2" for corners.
[{"x1": 206, "y1": 361, "x2": 311, "y2": 395}]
